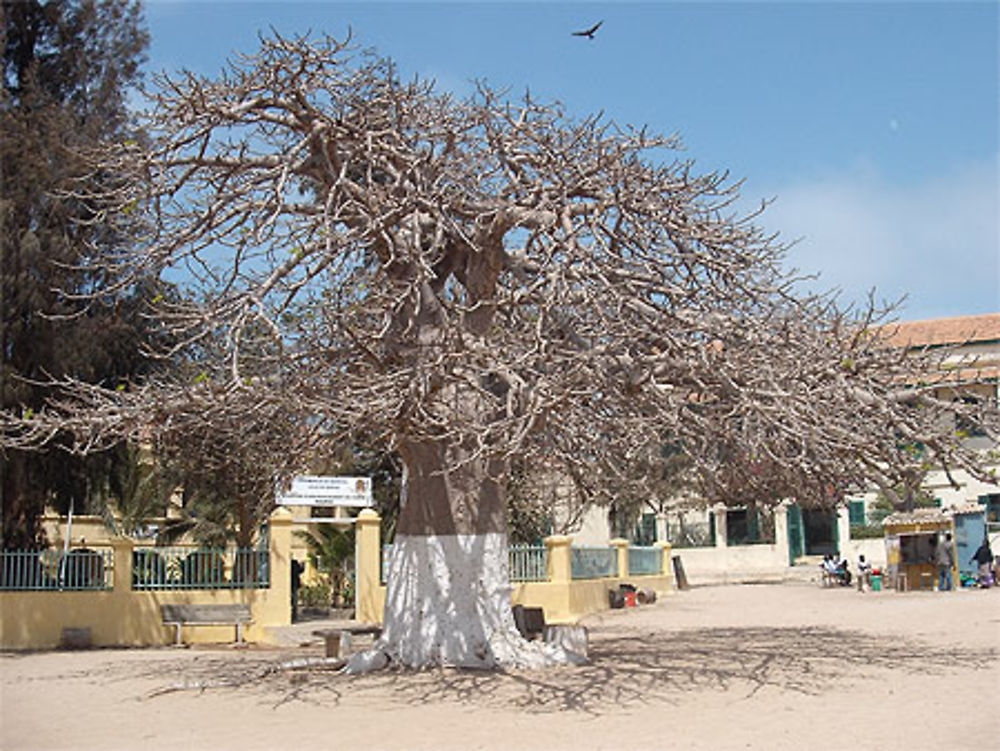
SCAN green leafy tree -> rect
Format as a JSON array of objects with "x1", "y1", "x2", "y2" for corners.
[
  {"x1": 101, "y1": 442, "x2": 175, "y2": 536},
  {"x1": 296, "y1": 525, "x2": 354, "y2": 607},
  {"x1": 0, "y1": 0, "x2": 150, "y2": 547}
]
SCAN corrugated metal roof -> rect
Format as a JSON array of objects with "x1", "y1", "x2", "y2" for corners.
[
  {"x1": 883, "y1": 508, "x2": 951, "y2": 526},
  {"x1": 883, "y1": 504, "x2": 985, "y2": 526}
]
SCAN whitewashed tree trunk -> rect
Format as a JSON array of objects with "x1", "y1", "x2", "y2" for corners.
[{"x1": 346, "y1": 438, "x2": 584, "y2": 672}]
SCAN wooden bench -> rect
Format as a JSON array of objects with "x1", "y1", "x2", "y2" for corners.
[
  {"x1": 160, "y1": 604, "x2": 252, "y2": 646},
  {"x1": 312, "y1": 624, "x2": 382, "y2": 658}
]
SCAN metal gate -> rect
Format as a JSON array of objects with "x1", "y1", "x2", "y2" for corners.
[{"x1": 787, "y1": 505, "x2": 804, "y2": 565}]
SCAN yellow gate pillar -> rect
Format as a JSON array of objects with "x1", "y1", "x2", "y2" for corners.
[
  {"x1": 267, "y1": 507, "x2": 294, "y2": 626},
  {"x1": 355, "y1": 509, "x2": 383, "y2": 624},
  {"x1": 655, "y1": 540, "x2": 674, "y2": 594}
]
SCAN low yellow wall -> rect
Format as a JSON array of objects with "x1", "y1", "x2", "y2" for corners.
[
  {"x1": 353, "y1": 516, "x2": 675, "y2": 625},
  {"x1": 0, "y1": 588, "x2": 277, "y2": 649},
  {"x1": 518, "y1": 573, "x2": 674, "y2": 624},
  {"x1": 359, "y1": 572, "x2": 675, "y2": 627},
  {"x1": 1, "y1": 509, "x2": 293, "y2": 651},
  {"x1": 5, "y1": 508, "x2": 675, "y2": 649}
]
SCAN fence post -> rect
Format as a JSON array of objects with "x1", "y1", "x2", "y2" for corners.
[
  {"x1": 355, "y1": 509, "x2": 382, "y2": 624},
  {"x1": 544, "y1": 535, "x2": 572, "y2": 583},
  {"x1": 836, "y1": 506, "x2": 851, "y2": 553},
  {"x1": 655, "y1": 540, "x2": 674, "y2": 592},
  {"x1": 610, "y1": 538, "x2": 629, "y2": 579},
  {"x1": 268, "y1": 507, "x2": 294, "y2": 626},
  {"x1": 109, "y1": 537, "x2": 134, "y2": 593},
  {"x1": 107, "y1": 537, "x2": 135, "y2": 646}
]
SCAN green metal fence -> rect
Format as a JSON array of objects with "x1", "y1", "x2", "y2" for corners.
[
  {"x1": 380, "y1": 544, "x2": 550, "y2": 584},
  {"x1": 1, "y1": 548, "x2": 114, "y2": 591},
  {"x1": 627, "y1": 546, "x2": 662, "y2": 575},
  {"x1": 131, "y1": 547, "x2": 269, "y2": 590},
  {"x1": 571, "y1": 547, "x2": 618, "y2": 579},
  {"x1": 509, "y1": 545, "x2": 548, "y2": 582}
]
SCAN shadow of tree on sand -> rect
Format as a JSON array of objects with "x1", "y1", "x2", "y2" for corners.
[
  {"x1": 340, "y1": 626, "x2": 996, "y2": 714},
  {"x1": 123, "y1": 626, "x2": 997, "y2": 714}
]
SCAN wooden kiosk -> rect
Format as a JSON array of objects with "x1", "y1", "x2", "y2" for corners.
[{"x1": 882, "y1": 508, "x2": 956, "y2": 591}]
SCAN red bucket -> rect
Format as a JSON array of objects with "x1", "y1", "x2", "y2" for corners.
[{"x1": 623, "y1": 591, "x2": 637, "y2": 607}]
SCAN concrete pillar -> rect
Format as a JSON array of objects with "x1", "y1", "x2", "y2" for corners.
[
  {"x1": 267, "y1": 507, "x2": 294, "y2": 626},
  {"x1": 655, "y1": 512, "x2": 669, "y2": 543},
  {"x1": 544, "y1": 535, "x2": 573, "y2": 584},
  {"x1": 714, "y1": 506, "x2": 728, "y2": 548},
  {"x1": 354, "y1": 509, "x2": 382, "y2": 624},
  {"x1": 655, "y1": 541, "x2": 673, "y2": 576},
  {"x1": 109, "y1": 537, "x2": 134, "y2": 594},
  {"x1": 109, "y1": 537, "x2": 135, "y2": 644},
  {"x1": 655, "y1": 540, "x2": 674, "y2": 593},
  {"x1": 836, "y1": 506, "x2": 851, "y2": 554},
  {"x1": 774, "y1": 504, "x2": 790, "y2": 566},
  {"x1": 610, "y1": 538, "x2": 629, "y2": 579}
]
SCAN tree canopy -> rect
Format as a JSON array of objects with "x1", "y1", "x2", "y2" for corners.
[
  {"x1": 3, "y1": 30, "x2": 995, "y2": 669},
  {"x1": 6, "y1": 33, "x2": 991, "y2": 509}
]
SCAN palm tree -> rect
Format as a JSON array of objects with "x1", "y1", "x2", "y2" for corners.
[{"x1": 296, "y1": 525, "x2": 355, "y2": 607}]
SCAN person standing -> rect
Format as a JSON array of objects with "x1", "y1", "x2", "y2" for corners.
[
  {"x1": 970, "y1": 536, "x2": 993, "y2": 587},
  {"x1": 936, "y1": 532, "x2": 954, "y2": 591},
  {"x1": 291, "y1": 559, "x2": 305, "y2": 622},
  {"x1": 857, "y1": 554, "x2": 872, "y2": 592}
]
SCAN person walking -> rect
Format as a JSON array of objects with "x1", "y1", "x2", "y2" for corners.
[{"x1": 936, "y1": 532, "x2": 954, "y2": 591}]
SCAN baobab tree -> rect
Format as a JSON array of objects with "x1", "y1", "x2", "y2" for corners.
[{"x1": 3, "y1": 34, "x2": 994, "y2": 670}]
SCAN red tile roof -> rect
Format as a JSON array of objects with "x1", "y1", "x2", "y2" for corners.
[{"x1": 882, "y1": 313, "x2": 1000, "y2": 349}]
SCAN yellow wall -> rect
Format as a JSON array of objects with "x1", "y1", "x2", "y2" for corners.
[
  {"x1": 4, "y1": 508, "x2": 675, "y2": 649},
  {"x1": 353, "y1": 517, "x2": 674, "y2": 625},
  {"x1": 1, "y1": 509, "x2": 293, "y2": 650}
]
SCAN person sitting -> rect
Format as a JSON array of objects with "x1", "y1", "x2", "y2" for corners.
[
  {"x1": 834, "y1": 555, "x2": 852, "y2": 587},
  {"x1": 820, "y1": 554, "x2": 838, "y2": 587}
]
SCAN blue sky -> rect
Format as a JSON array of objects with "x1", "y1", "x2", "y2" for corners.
[{"x1": 143, "y1": 1, "x2": 999, "y2": 321}]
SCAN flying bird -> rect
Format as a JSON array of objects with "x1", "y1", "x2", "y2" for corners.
[{"x1": 572, "y1": 20, "x2": 603, "y2": 40}]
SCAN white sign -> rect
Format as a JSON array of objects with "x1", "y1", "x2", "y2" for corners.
[{"x1": 276, "y1": 476, "x2": 373, "y2": 508}]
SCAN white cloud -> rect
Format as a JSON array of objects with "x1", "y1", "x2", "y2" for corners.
[{"x1": 757, "y1": 158, "x2": 999, "y2": 320}]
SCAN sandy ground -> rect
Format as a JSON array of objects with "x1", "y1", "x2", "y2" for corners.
[{"x1": 2, "y1": 583, "x2": 998, "y2": 751}]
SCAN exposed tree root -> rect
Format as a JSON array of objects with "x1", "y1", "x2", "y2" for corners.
[{"x1": 342, "y1": 633, "x2": 587, "y2": 675}]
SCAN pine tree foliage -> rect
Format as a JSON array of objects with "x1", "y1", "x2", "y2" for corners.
[{"x1": 1, "y1": 0, "x2": 150, "y2": 547}]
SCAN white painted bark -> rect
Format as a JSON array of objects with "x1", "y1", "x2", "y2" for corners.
[{"x1": 345, "y1": 532, "x2": 586, "y2": 672}]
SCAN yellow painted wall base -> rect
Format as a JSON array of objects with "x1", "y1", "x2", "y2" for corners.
[
  {"x1": 4, "y1": 508, "x2": 675, "y2": 649},
  {"x1": 1, "y1": 508, "x2": 295, "y2": 651},
  {"x1": 0, "y1": 589, "x2": 277, "y2": 649}
]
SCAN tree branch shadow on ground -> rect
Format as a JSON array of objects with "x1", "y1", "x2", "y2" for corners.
[
  {"x1": 112, "y1": 626, "x2": 998, "y2": 714},
  {"x1": 348, "y1": 627, "x2": 996, "y2": 714}
]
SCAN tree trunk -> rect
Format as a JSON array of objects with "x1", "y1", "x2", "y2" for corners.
[{"x1": 345, "y1": 437, "x2": 584, "y2": 672}]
